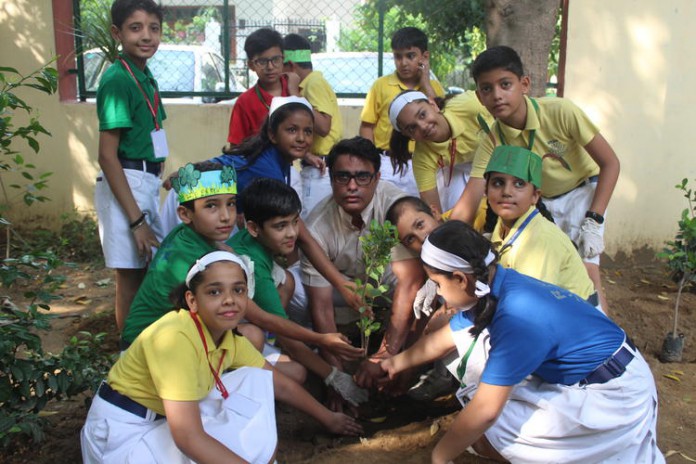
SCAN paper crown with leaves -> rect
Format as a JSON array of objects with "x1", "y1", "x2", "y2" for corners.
[{"x1": 172, "y1": 163, "x2": 237, "y2": 203}]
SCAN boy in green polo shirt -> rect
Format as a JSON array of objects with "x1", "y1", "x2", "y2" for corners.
[{"x1": 95, "y1": 0, "x2": 168, "y2": 331}]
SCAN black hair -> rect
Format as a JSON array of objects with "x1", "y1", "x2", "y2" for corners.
[
  {"x1": 471, "y1": 46, "x2": 525, "y2": 83},
  {"x1": 241, "y1": 177, "x2": 301, "y2": 226},
  {"x1": 388, "y1": 91, "x2": 451, "y2": 175},
  {"x1": 111, "y1": 0, "x2": 163, "y2": 29},
  {"x1": 391, "y1": 27, "x2": 428, "y2": 52},
  {"x1": 326, "y1": 136, "x2": 381, "y2": 175},
  {"x1": 224, "y1": 102, "x2": 314, "y2": 168},
  {"x1": 169, "y1": 253, "x2": 248, "y2": 310},
  {"x1": 425, "y1": 220, "x2": 499, "y2": 337},
  {"x1": 385, "y1": 196, "x2": 433, "y2": 226},
  {"x1": 176, "y1": 161, "x2": 227, "y2": 211},
  {"x1": 244, "y1": 28, "x2": 283, "y2": 60},
  {"x1": 283, "y1": 33, "x2": 313, "y2": 70}
]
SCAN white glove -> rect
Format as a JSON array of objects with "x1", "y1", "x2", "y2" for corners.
[
  {"x1": 578, "y1": 217, "x2": 604, "y2": 259},
  {"x1": 324, "y1": 367, "x2": 369, "y2": 406},
  {"x1": 413, "y1": 279, "x2": 438, "y2": 320}
]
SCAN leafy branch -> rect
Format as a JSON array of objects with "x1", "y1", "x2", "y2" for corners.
[{"x1": 352, "y1": 220, "x2": 399, "y2": 354}]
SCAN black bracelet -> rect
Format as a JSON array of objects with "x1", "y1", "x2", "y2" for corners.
[{"x1": 129, "y1": 213, "x2": 146, "y2": 230}]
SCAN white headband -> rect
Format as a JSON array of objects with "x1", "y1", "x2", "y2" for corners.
[
  {"x1": 421, "y1": 238, "x2": 496, "y2": 298},
  {"x1": 388, "y1": 91, "x2": 428, "y2": 132},
  {"x1": 185, "y1": 251, "x2": 256, "y2": 299},
  {"x1": 269, "y1": 96, "x2": 313, "y2": 119}
]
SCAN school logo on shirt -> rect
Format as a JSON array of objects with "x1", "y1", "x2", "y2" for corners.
[
  {"x1": 542, "y1": 139, "x2": 571, "y2": 171},
  {"x1": 551, "y1": 289, "x2": 568, "y2": 300}
]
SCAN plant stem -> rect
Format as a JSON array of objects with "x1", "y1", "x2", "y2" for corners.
[{"x1": 673, "y1": 273, "x2": 688, "y2": 336}]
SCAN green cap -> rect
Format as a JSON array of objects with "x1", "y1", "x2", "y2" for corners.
[
  {"x1": 484, "y1": 146, "x2": 542, "y2": 188},
  {"x1": 284, "y1": 49, "x2": 311, "y2": 63}
]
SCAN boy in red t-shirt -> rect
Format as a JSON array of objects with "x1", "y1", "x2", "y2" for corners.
[{"x1": 226, "y1": 28, "x2": 299, "y2": 146}]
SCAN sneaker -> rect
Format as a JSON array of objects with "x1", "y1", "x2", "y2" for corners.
[{"x1": 407, "y1": 367, "x2": 456, "y2": 401}]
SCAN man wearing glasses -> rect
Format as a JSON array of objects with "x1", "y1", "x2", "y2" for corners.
[
  {"x1": 226, "y1": 28, "x2": 299, "y2": 147},
  {"x1": 298, "y1": 136, "x2": 426, "y2": 390}
]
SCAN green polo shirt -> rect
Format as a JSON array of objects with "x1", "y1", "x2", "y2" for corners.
[
  {"x1": 122, "y1": 223, "x2": 223, "y2": 344},
  {"x1": 228, "y1": 229, "x2": 288, "y2": 319},
  {"x1": 96, "y1": 54, "x2": 167, "y2": 162}
]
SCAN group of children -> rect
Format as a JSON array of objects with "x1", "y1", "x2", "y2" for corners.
[{"x1": 84, "y1": 0, "x2": 662, "y2": 462}]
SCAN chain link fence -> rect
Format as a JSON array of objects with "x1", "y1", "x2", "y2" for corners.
[{"x1": 74, "y1": 0, "x2": 428, "y2": 101}]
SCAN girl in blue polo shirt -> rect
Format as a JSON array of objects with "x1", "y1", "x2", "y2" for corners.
[{"x1": 379, "y1": 221, "x2": 663, "y2": 463}]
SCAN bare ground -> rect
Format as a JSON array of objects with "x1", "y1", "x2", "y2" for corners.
[{"x1": 2, "y1": 248, "x2": 695, "y2": 463}]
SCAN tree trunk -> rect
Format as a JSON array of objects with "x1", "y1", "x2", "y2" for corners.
[{"x1": 484, "y1": 0, "x2": 560, "y2": 97}]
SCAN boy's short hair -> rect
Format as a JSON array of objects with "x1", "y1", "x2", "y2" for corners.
[
  {"x1": 240, "y1": 178, "x2": 301, "y2": 226},
  {"x1": 177, "y1": 161, "x2": 227, "y2": 211},
  {"x1": 391, "y1": 27, "x2": 428, "y2": 52},
  {"x1": 326, "y1": 136, "x2": 381, "y2": 174},
  {"x1": 111, "y1": 0, "x2": 163, "y2": 28},
  {"x1": 244, "y1": 28, "x2": 283, "y2": 60},
  {"x1": 283, "y1": 33, "x2": 313, "y2": 70},
  {"x1": 471, "y1": 46, "x2": 525, "y2": 82}
]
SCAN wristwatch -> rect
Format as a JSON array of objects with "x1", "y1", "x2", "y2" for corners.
[{"x1": 585, "y1": 211, "x2": 605, "y2": 224}]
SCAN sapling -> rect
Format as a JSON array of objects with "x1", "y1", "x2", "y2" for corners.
[
  {"x1": 657, "y1": 178, "x2": 696, "y2": 362},
  {"x1": 352, "y1": 220, "x2": 399, "y2": 354}
]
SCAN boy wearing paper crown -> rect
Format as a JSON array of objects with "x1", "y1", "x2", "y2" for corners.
[{"x1": 283, "y1": 34, "x2": 343, "y2": 217}]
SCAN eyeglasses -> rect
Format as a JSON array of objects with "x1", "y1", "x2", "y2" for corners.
[
  {"x1": 331, "y1": 171, "x2": 376, "y2": 186},
  {"x1": 252, "y1": 55, "x2": 284, "y2": 68}
]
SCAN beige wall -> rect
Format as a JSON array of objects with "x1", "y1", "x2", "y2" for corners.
[
  {"x1": 564, "y1": 0, "x2": 695, "y2": 254},
  {"x1": 2, "y1": 1, "x2": 691, "y2": 253}
]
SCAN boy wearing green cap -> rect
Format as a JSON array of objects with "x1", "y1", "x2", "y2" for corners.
[{"x1": 283, "y1": 33, "x2": 343, "y2": 216}]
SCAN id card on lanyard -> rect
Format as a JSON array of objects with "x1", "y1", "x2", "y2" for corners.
[{"x1": 119, "y1": 57, "x2": 169, "y2": 159}]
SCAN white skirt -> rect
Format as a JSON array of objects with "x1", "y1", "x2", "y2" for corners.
[
  {"x1": 81, "y1": 367, "x2": 277, "y2": 464},
  {"x1": 447, "y1": 329, "x2": 664, "y2": 463}
]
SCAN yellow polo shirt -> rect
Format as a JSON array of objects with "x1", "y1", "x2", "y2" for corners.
[
  {"x1": 491, "y1": 206, "x2": 595, "y2": 299},
  {"x1": 471, "y1": 96, "x2": 600, "y2": 198},
  {"x1": 412, "y1": 91, "x2": 492, "y2": 192},
  {"x1": 361, "y1": 73, "x2": 445, "y2": 150},
  {"x1": 108, "y1": 310, "x2": 265, "y2": 415},
  {"x1": 300, "y1": 71, "x2": 342, "y2": 156}
]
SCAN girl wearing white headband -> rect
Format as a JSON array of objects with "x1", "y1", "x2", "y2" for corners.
[
  {"x1": 82, "y1": 251, "x2": 362, "y2": 464},
  {"x1": 388, "y1": 89, "x2": 493, "y2": 215},
  {"x1": 380, "y1": 221, "x2": 663, "y2": 464}
]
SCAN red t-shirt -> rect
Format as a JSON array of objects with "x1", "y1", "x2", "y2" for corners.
[{"x1": 227, "y1": 75, "x2": 290, "y2": 145}]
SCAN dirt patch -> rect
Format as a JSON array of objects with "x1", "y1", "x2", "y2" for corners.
[{"x1": 2, "y1": 250, "x2": 695, "y2": 463}]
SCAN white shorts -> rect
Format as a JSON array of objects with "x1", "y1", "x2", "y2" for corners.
[
  {"x1": 436, "y1": 162, "x2": 471, "y2": 212},
  {"x1": 379, "y1": 153, "x2": 419, "y2": 197},
  {"x1": 159, "y1": 188, "x2": 181, "y2": 238},
  {"x1": 81, "y1": 368, "x2": 277, "y2": 464},
  {"x1": 95, "y1": 169, "x2": 164, "y2": 269},
  {"x1": 543, "y1": 179, "x2": 604, "y2": 265},
  {"x1": 300, "y1": 164, "x2": 332, "y2": 220}
]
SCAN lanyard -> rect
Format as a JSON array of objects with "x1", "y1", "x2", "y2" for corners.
[
  {"x1": 118, "y1": 57, "x2": 161, "y2": 130},
  {"x1": 254, "y1": 84, "x2": 270, "y2": 110},
  {"x1": 456, "y1": 333, "x2": 480, "y2": 387},
  {"x1": 495, "y1": 97, "x2": 539, "y2": 152},
  {"x1": 438, "y1": 138, "x2": 457, "y2": 187},
  {"x1": 498, "y1": 209, "x2": 540, "y2": 256},
  {"x1": 189, "y1": 311, "x2": 229, "y2": 399}
]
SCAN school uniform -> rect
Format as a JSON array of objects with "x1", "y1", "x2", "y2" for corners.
[
  {"x1": 299, "y1": 71, "x2": 342, "y2": 217},
  {"x1": 361, "y1": 73, "x2": 446, "y2": 196},
  {"x1": 411, "y1": 91, "x2": 492, "y2": 210},
  {"x1": 82, "y1": 311, "x2": 276, "y2": 464},
  {"x1": 470, "y1": 96, "x2": 605, "y2": 263},
  {"x1": 227, "y1": 75, "x2": 290, "y2": 145},
  {"x1": 448, "y1": 266, "x2": 663, "y2": 463},
  {"x1": 95, "y1": 53, "x2": 166, "y2": 269}
]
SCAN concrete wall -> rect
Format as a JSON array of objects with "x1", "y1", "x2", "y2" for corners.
[
  {"x1": 564, "y1": 0, "x2": 695, "y2": 254},
  {"x1": 1, "y1": 0, "x2": 692, "y2": 253}
]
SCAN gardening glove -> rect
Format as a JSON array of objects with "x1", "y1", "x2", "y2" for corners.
[
  {"x1": 578, "y1": 217, "x2": 605, "y2": 259},
  {"x1": 413, "y1": 279, "x2": 438, "y2": 320},
  {"x1": 324, "y1": 367, "x2": 369, "y2": 406}
]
